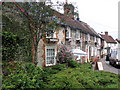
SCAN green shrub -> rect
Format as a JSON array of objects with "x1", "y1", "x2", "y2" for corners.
[
  {"x1": 46, "y1": 68, "x2": 85, "y2": 89},
  {"x1": 2, "y1": 62, "x2": 119, "y2": 89},
  {"x1": 51, "y1": 64, "x2": 67, "y2": 71},
  {"x1": 2, "y1": 62, "x2": 68, "y2": 89},
  {"x1": 67, "y1": 60, "x2": 79, "y2": 68},
  {"x1": 42, "y1": 64, "x2": 67, "y2": 82},
  {"x1": 2, "y1": 73, "x2": 44, "y2": 88},
  {"x1": 2, "y1": 62, "x2": 45, "y2": 89},
  {"x1": 46, "y1": 64, "x2": 119, "y2": 89}
]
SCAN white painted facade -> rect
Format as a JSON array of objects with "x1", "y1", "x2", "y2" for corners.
[{"x1": 103, "y1": 41, "x2": 117, "y2": 56}]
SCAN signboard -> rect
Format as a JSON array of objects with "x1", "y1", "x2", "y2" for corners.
[
  {"x1": 97, "y1": 62, "x2": 103, "y2": 70},
  {"x1": 94, "y1": 62, "x2": 103, "y2": 70}
]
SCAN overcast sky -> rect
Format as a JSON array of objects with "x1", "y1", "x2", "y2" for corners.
[{"x1": 51, "y1": 0, "x2": 119, "y2": 39}]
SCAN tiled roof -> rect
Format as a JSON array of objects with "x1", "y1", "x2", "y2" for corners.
[
  {"x1": 80, "y1": 21, "x2": 99, "y2": 36},
  {"x1": 101, "y1": 34, "x2": 117, "y2": 43},
  {"x1": 54, "y1": 11, "x2": 100, "y2": 37},
  {"x1": 116, "y1": 39, "x2": 120, "y2": 43}
]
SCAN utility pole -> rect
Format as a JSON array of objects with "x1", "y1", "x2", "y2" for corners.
[{"x1": 118, "y1": 2, "x2": 120, "y2": 61}]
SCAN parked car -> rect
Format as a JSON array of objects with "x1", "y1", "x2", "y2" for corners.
[
  {"x1": 109, "y1": 50, "x2": 120, "y2": 68},
  {"x1": 109, "y1": 57, "x2": 120, "y2": 68}
]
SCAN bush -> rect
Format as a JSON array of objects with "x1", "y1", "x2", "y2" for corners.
[
  {"x1": 2, "y1": 62, "x2": 119, "y2": 89},
  {"x1": 46, "y1": 68, "x2": 85, "y2": 89},
  {"x1": 51, "y1": 64, "x2": 67, "y2": 71},
  {"x1": 46, "y1": 64, "x2": 119, "y2": 89},
  {"x1": 43, "y1": 64, "x2": 67, "y2": 74},
  {"x1": 2, "y1": 62, "x2": 68, "y2": 89},
  {"x1": 67, "y1": 60, "x2": 79, "y2": 68},
  {"x1": 2, "y1": 62, "x2": 45, "y2": 89},
  {"x1": 41, "y1": 64, "x2": 67, "y2": 84}
]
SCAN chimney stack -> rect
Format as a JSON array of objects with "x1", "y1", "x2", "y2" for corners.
[
  {"x1": 64, "y1": 1, "x2": 74, "y2": 19},
  {"x1": 105, "y1": 31, "x2": 108, "y2": 35},
  {"x1": 65, "y1": 0, "x2": 68, "y2": 4}
]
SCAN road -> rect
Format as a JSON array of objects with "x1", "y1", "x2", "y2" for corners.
[{"x1": 99, "y1": 57, "x2": 120, "y2": 74}]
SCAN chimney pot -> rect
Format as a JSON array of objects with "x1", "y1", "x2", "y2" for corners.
[{"x1": 105, "y1": 31, "x2": 108, "y2": 35}]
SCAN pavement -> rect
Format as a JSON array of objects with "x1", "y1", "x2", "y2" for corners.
[{"x1": 93, "y1": 57, "x2": 120, "y2": 74}]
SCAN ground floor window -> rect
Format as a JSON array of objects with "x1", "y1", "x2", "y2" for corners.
[{"x1": 46, "y1": 46, "x2": 56, "y2": 66}]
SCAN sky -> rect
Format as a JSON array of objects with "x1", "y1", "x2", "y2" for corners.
[{"x1": 50, "y1": 0, "x2": 119, "y2": 39}]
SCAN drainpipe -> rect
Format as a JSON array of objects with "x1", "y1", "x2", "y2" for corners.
[{"x1": 87, "y1": 43, "x2": 90, "y2": 62}]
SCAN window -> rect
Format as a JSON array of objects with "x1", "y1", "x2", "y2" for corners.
[
  {"x1": 76, "y1": 40, "x2": 81, "y2": 47},
  {"x1": 87, "y1": 34, "x2": 90, "y2": 41},
  {"x1": 46, "y1": 46, "x2": 56, "y2": 66},
  {"x1": 76, "y1": 30, "x2": 80, "y2": 40},
  {"x1": 66, "y1": 27, "x2": 71, "y2": 39},
  {"x1": 94, "y1": 36, "x2": 97, "y2": 42},
  {"x1": 66, "y1": 39, "x2": 71, "y2": 45},
  {"x1": 46, "y1": 31, "x2": 56, "y2": 38}
]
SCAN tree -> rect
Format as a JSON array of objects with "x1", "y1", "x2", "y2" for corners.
[
  {"x1": 2, "y1": 31, "x2": 23, "y2": 61},
  {"x1": 2, "y1": 1, "x2": 58, "y2": 64}
]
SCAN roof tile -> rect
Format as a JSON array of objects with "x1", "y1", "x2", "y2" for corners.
[
  {"x1": 101, "y1": 34, "x2": 117, "y2": 43},
  {"x1": 116, "y1": 39, "x2": 120, "y2": 43}
]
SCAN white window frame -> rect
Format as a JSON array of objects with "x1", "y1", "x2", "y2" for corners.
[
  {"x1": 83, "y1": 33, "x2": 85, "y2": 41},
  {"x1": 53, "y1": 32, "x2": 57, "y2": 38},
  {"x1": 76, "y1": 30, "x2": 80, "y2": 40},
  {"x1": 45, "y1": 46, "x2": 56, "y2": 66},
  {"x1": 94, "y1": 36, "x2": 97, "y2": 42},
  {"x1": 98, "y1": 38, "x2": 101, "y2": 46},
  {"x1": 87, "y1": 34, "x2": 90, "y2": 41},
  {"x1": 66, "y1": 27, "x2": 71, "y2": 39}
]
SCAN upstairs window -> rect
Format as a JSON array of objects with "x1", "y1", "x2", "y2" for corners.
[
  {"x1": 87, "y1": 34, "x2": 90, "y2": 41},
  {"x1": 94, "y1": 36, "x2": 97, "y2": 42},
  {"x1": 66, "y1": 27, "x2": 71, "y2": 39},
  {"x1": 76, "y1": 30, "x2": 80, "y2": 40},
  {"x1": 46, "y1": 30, "x2": 56, "y2": 38}
]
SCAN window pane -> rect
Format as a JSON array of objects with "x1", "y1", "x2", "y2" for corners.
[{"x1": 46, "y1": 48, "x2": 55, "y2": 65}]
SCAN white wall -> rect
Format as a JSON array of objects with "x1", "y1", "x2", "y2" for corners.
[{"x1": 117, "y1": 42, "x2": 120, "y2": 60}]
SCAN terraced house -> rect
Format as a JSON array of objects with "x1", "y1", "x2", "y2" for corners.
[
  {"x1": 100, "y1": 32, "x2": 117, "y2": 56},
  {"x1": 37, "y1": 2, "x2": 104, "y2": 67}
]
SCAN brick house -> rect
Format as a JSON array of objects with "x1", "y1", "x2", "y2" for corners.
[{"x1": 37, "y1": 2, "x2": 103, "y2": 67}]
